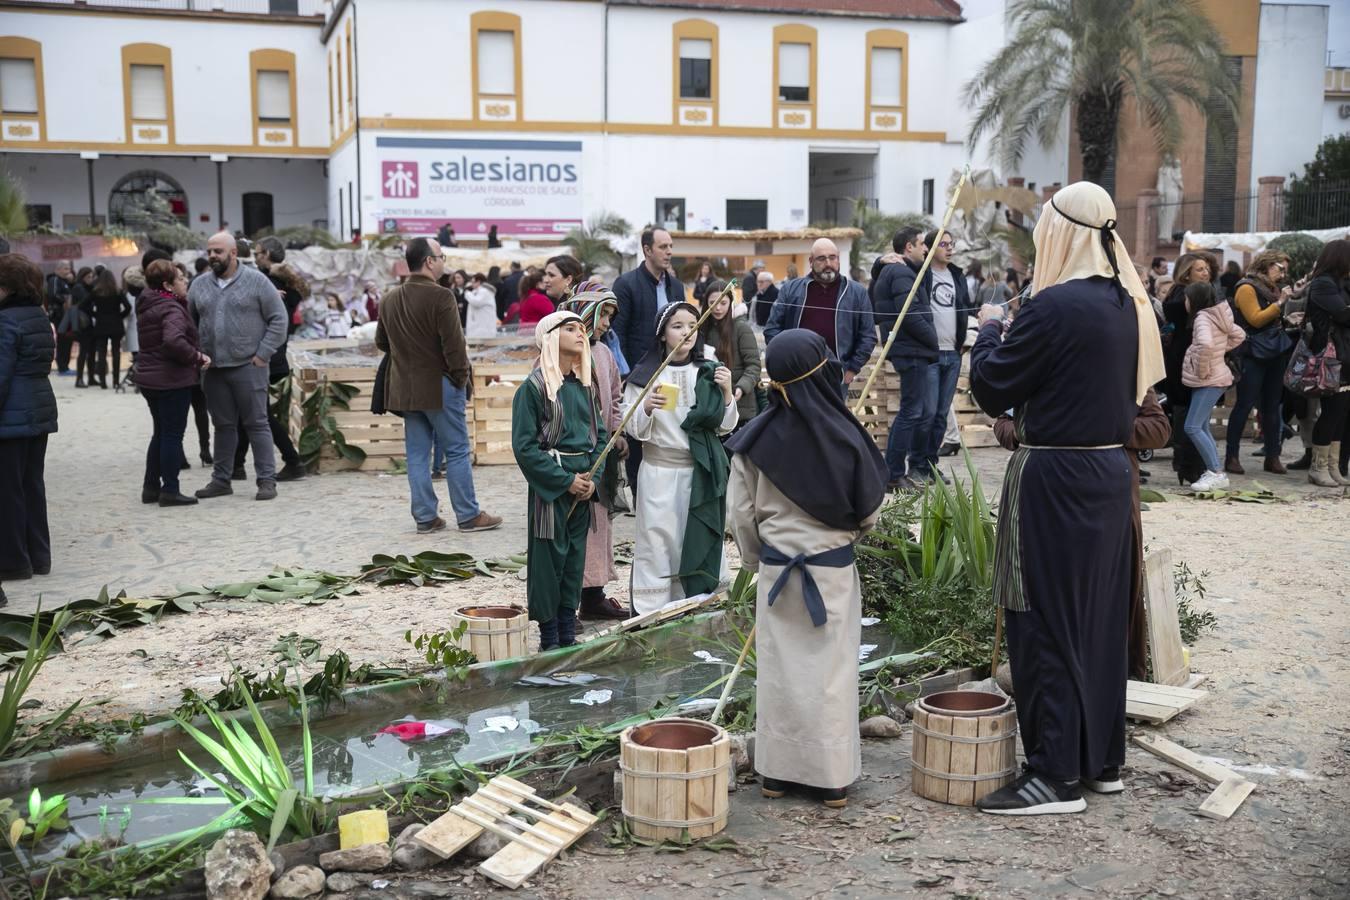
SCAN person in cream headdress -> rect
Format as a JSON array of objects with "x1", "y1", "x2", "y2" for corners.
[
  {"x1": 968, "y1": 181, "x2": 1166, "y2": 816},
  {"x1": 510, "y1": 310, "x2": 607, "y2": 650}
]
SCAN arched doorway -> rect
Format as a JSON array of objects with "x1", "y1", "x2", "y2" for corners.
[{"x1": 108, "y1": 170, "x2": 189, "y2": 227}]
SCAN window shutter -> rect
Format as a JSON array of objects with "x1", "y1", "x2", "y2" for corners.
[
  {"x1": 778, "y1": 43, "x2": 810, "y2": 90},
  {"x1": 870, "y1": 48, "x2": 902, "y2": 107},
  {"x1": 257, "y1": 70, "x2": 291, "y2": 121},
  {"x1": 0, "y1": 58, "x2": 39, "y2": 114},
  {"x1": 477, "y1": 30, "x2": 516, "y2": 96},
  {"x1": 679, "y1": 38, "x2": 712, "y2": 61},
  {"x1": 130, "y1": 64, "x2": 167, "y2": 121}
]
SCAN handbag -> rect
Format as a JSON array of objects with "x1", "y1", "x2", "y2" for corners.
[
  {"x1": 1224, "y1": 351, "x2": 1244, "y2": 386},
  {"x1": 1283, "y1": 333, "x2": 1342, "y2": 397},
  {"x1": 1243, "y1": 326, "x2": 1292, "y2": 361}
]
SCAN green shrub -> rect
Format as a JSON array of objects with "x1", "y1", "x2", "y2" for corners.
[{"x1": 1266, "y1": 233, "x2": 1324, "y2": 281}]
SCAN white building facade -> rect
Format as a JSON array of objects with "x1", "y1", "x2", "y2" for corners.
[{"x1": 3, "y1": 0, "x2": 1001, "y2": 243}]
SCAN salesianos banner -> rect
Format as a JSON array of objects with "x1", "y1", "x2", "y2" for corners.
[{"x1": 373, "y1": 136, "x2": 583, "y2": 238}]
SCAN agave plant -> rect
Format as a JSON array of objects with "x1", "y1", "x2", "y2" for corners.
[
  {"x1": 1, "y1": 606, "x2": 81, "y2": 761},
  {"x1": 172, "y1": 669, "x2": 320, "y2": 850}
]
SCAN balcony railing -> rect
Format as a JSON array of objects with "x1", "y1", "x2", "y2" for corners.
[{"x1": 9, "y1": 0, "x2": 329, "y2": 17}]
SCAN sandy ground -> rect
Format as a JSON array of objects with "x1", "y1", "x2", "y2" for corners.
[{"x1": 9, "y1": 378, "x2": 1350, "y2": 897}]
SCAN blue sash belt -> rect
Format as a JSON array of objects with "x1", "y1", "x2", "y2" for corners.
[{"x1": 761, "y1": 542, "x2": 855, "y2": 628}]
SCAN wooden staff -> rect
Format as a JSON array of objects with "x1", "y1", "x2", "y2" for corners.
[
  {"x1": 711, "y1": 621, "x2": 755, "y2": 726},
  {"x1": 850, "y1": 165, "x2": 971, "y2": 418},
  {"x1": 567, "y1": 281, "x2": 730, "y2": 512}
]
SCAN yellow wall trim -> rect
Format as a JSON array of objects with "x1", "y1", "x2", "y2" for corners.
[
  {"x1": 671, "y1": 18, "x2": 719, "y2": 128},
  {"x1": 249, "y1": 48, "x2": 298, "y2": 148},
  {"x1": 0, "y1": 35, "x2": 46, "y2": 144},
  {"x1": 0, "y1": 2, "x2": 323, "y2": 27},
  {"x1": 0, "y1": 140, "x2": 327, "y2": 157},
  {"x1": 470, "y1": 11, "x2": 523, "y2": 124},
  {"x1": 864, "y1": 28, "x2": 908, "y2": 133},
  {"x1": 121, "y1": 43, "x2": 174, "y2": 147},
  {"x1": 330, "y1": 121, "x2": 357, "y2": 155},
  {"x1": 772, "y1": 23, "x2": 817, "y2": 133},
  {"x1": 358, "y1": 115, "x2": 946, "y2": 143}
]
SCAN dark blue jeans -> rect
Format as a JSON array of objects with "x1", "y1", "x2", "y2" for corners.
[
  {"x1": 923, "y1": 351, "x2": 963, "y2": 465},
  {"x1": 143, "y1": 387, "x2": 193, "y2": 495},
  {"x1": 1224, "y1": 353, "x2": 1284, "y2": 459},
  {"x1": 885, "y1": 358, "x2": 938, "y2": 480}
]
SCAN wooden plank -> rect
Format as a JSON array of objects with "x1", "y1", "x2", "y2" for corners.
[
  {"x1": 624, "y1": 741, "x2": 661, "y2": 840},
  {"x1": 947, "y1": 715, "x2": 979, "y2": 806},
  {"x1": 655, "y1": 747, "x2": 688, "y2": 842},
  {"x1": 1198, "y1": 777, "x2": 1256, "y2": 821},
  {"x1": 684, "y1": 741, "x2": 717, "y2": 839},
  {"x1": 910, "y1": 707, "x2": 928, "y2": 800},
  {"x1": 923, "y1": 711, "x2": 953, "y2": 804},
  {"x1": 1131, "y1": 734, "x2": 1241, "y2": 786},
  {"x1": 972, "y1": 712, "x2": 1003, "y2": 805},
  {"x1": 1125, "y1": 698, "x2": 1184, "y2": 725},
  {"x1": 1143, "y1": 549, "x2": 1189, "y2": 686}
]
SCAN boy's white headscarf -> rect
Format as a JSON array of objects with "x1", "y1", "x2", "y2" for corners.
[
  {"x1": 1031, "y1": 181, "x2": 1166, "y2": 405},
  {"x1": 534, "y1": 310, "x2": 590, "y2": 401}
]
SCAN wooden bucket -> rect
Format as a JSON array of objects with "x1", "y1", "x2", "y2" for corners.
[
  {"x1": 619, "y1": 717, "x2": 730, "y2": 841},
  {"x1": 450, "y1": 605, "x2": 528, "y2": 662},
  {"x1": 911, "y1": 690, "x2": 1017, "y2": 806}
]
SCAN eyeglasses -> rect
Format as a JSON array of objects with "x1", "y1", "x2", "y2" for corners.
[
  {"x1": 812, "y1": 255, "x2": 840, "y2": 263},
  {"x1": 428, "y1": 254, "x2": 444, "y2": 261},
  {"x1": 938, "y1": 241, "x2": 954, "y2": 249}
]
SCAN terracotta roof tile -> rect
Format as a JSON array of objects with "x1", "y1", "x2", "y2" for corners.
[{"x1": 610, "y1": 0, "x2": 964, "y2": 21}]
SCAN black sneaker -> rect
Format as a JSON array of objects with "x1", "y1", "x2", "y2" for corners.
[
  {"x1": 255, "y1": 481, "x2": 277, "y2": 501},
  {"x1": 976, "y1": 767, "x2": 1085, "y2": 816},
  {"x1": 142, "y1": 486, "x2": 160, "y2": 504},
  {"x1": 159, "y1": 492, "x2": 199, "y2": 507},
  {"x1": 195, "y1": 480, "x2": 233, "y2": 499},
  {"x1": 275, "y1": 461, "x2": 307, "y2": 482},
  {"x1": 1083, "y1": 766, "x2": 1124, "y2": 794}
]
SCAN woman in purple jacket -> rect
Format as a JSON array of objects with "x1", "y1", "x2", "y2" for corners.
[{"x1": 136, "y1": 259, "x2": 210, "y2": 507}]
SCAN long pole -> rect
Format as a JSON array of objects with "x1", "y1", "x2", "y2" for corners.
[
  {"x1": 850, "y1": 165, "x2": 971, "y2": 418},
  {"x1": 712, "y1": 167, "x2": 974, "y2": 726},
  {"x1": 567, "y1": 281, "x2": 729, "y2": 513}
]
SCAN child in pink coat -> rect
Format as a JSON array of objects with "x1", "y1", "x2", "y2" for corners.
[{"x1": 1181, "y1": 282, "x2": 1246, "y2": 491}]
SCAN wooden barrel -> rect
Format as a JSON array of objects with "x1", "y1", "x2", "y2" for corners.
[
  {"x1": 450, "y1": 605, "x2": 528, "y2": 662},
  {"x1": 910, "y1": 690, "x2": 1017, "y2": 806},
  {"x1": 619, "y1": 717, "x2": 730, "y2": 841}
]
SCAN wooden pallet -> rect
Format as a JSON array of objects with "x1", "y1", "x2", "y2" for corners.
[
  {"x1": 413, "y1": 774, "x2": 597, "y2": 890},
  {"x1": 1125, "y1": 679, "x2": 1207, "y2": 724}
]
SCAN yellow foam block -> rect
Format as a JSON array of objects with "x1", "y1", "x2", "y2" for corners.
[
  {"x1": 655, "y1": 382, "x2": 680, "y2": 409},
  {"x1": 338, "y1": 809, "x2": 389, "y2": 850}
]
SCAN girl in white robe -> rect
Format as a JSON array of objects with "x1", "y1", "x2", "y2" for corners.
[
  {"x1": 726, "y1": 328, "x2": 889, "y2": 808},
  {"x1": 622, "y1": 303, "x2": 737, "y2": 615}
]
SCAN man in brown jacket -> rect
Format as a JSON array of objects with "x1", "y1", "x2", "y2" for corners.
[{"x1": 376, "y1": 237, "x2": 501, "y2": 534}]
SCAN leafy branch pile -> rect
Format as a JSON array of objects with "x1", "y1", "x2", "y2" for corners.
[
  {"x1": 296, "y1": 379, "x2": 366, "y2": 468},
  {"x1": 858, "y1": 457, "x2": 998, "y2": 670}
]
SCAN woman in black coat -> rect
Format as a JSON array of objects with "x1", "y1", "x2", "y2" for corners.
[
  {"x1": 0, "y1": 254, "x2": 58, "y2": 597},
  {"x1": 69, "y1": 266, "x2": 95, "y2": 388},
  {"x1": 87, "y1": 268, "x2": 131, "y2": 390},
  {"x1": 1303, "y1": 239, "x2": 1350, "y2": 487}
]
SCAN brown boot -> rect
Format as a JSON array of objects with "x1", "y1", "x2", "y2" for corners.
[
  {"x1": 1264, "y1": 454, "x2": 1287, "y2": 475},
  {"x1": 1308, "y1": 446, "x2": 1338, "y2": 487},
  {"x1": 1327, "y1": 442, "x2": 1350, "y2": 486},
  {"x1": 1224, "y1": 455, "x2": 1245, "y2": 475}
]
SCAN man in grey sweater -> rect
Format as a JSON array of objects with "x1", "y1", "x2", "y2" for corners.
[{"x1": 189, "y1": 230, "x2": 288, "y2": 500}]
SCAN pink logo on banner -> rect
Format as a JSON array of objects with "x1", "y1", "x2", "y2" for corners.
[{"x1": 381, "y1": 161, "x2": 418, "y2": 198}]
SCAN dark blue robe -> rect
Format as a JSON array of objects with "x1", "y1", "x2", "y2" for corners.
[{"x1": 970, "y1": 276, "x2": 1139, "y2": 782}]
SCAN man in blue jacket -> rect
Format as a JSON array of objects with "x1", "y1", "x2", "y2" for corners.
[
  {"x1": 611, "y1": 227, "x2": 685, "y2": 369},
  {"x1": 765, "y1": 238, "x2": 875, "y2": 388},
  {"x1": 871, "y1": 226, "x2": 937, "y2": 489}
]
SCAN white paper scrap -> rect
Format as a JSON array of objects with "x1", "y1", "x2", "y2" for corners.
[
  {"x1": 678, "y1": 698, "x2": 719, "y2": 711},
  {"x1": 860, "y1": 617, "x2": 881, "y2": 626},
  {"x1": 569, "y1": 689, "x2": 614, "y2": 706},
  {"x1": 694, "y1": 650, "x2": 725, "y2": 664},
  {"x1": 479, "y1": 715, "x2": 520, "y2": 734},
  {"x1": 858, "y1": 644, "x2": 878, "y2": 662}
]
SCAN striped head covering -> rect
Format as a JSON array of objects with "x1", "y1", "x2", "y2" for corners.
[
  {"x1": 533, "y1": 310, "x2": 590, "y2": 401},
  {"x1": 557, "y1": 280, "x2": 619, "y2": 339}
]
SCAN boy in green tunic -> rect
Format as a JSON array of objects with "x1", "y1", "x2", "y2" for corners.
[{"x1": 511, "y1": 310, "x2": 608, "y2": 650}]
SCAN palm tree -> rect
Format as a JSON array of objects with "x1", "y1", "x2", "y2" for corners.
[
  {"x1": 563, "y1": 211, "x2": 632, "y2": 276},
  {"x1": 965, "y1": 0, "x2": 1238, "y2": 185},
  {"x1": 0, "y1": 169, "x2": 29, "y2": 236}
]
